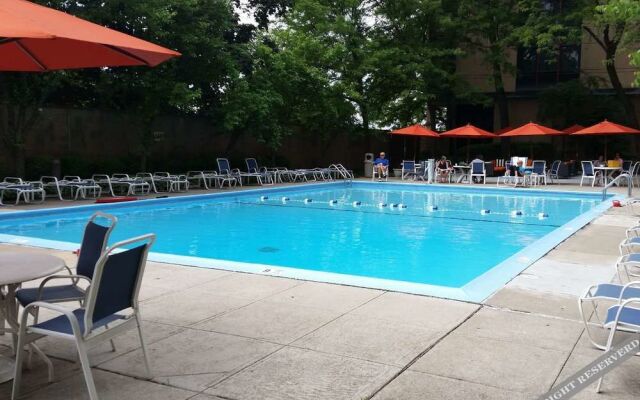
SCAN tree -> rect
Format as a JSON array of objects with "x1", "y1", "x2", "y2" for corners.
[
  {"x1": 598, "y1": 0, "x2": 640, "y2": 87},
  {"x1": 574, "y1": 0, "x2": 639, "y2": 127},
  {"x1": 371, "y1": 0, "x2": 465, "y2": 129},
  {"x1": 456, "y1": 0, "x2": 527, "y2": 129},
  {"x1": 0, "y1": 73, "x2": 64, "y2": 177}
]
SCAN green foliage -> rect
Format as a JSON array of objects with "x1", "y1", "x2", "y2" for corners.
[
  {"x1": 537, "y1": 79, "x2": 625, "y2": 127},
  {"x1": 598, "y1": 0, "x2": 640, "y2": 86}
]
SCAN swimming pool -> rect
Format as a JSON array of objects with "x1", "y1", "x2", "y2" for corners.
[{"x1": 0, "y1": 182, "x2": 614, "y2": 302}]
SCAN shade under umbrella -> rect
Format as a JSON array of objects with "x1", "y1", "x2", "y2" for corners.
[
  {"x1": 0, "y1": 0, "x2": 180, "y2": 71},
  {"x1": 571, "y1": 120, "x2": 640, "y2": 159},
  {"x1": 440, "y1": 124, "x2": 496, "y2": 162}
]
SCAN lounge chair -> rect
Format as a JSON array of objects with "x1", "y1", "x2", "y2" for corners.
[
  {"x1": 470, "y1": 160, "x2": 486, "y2": 184},
  {"x1": 216, "y1": 158, "x2": 247, "y2": 186},
  {"x1": 15, "y1": 212, "x2": 117, "y2": 322},
  {"x1": 245, "y1": 158, "x2": 275, "y2": 185},
  {"x1": 401, "y1": 160, "x2": 416, "y2": 180},
  {"x1": 153, "y1": 172, "x2": 189, "y2": 192},
  {"x1": 0, "y1": 178, "x2": 46, "y2": 206},
  {"x1": 12, "y1": 233, "x2": 156, "y2": 400},
  {"x1": 92, "y1": 174, "x2": 150, "y2": 196},
  {"x1": 580, "y1": 161, "x2": 602, "y2": 187},
  {"x1": 594, "y1": 295, "x2": 640, "y2": 393}
]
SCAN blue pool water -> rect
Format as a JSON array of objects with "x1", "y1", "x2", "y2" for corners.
[{"x1": 0, "y1": 182, "x2": 609, "y2": 299}]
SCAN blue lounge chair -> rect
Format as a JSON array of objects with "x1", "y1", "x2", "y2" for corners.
[
  {"x1": 16, "y1": 212, "x2": 117, "y2": 315},
  {"x1": 595, "y1": 297, "x2": 640, "y2": 392},
  {"x1": 245, "y1": 158, "x2": 275, "y2": 185},
  {"x1": 579, "y1": 278, "x2": 640, "y2": 350},
  {"x1": 531, "y1": 160, "x2": 547, "y2": 185},
  {"x1": 12, "y1": 233, "x2": 156, "y2": 400}
]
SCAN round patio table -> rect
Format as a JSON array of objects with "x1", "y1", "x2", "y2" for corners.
[
  {"x1": 0, "y1": 251, "x2": 66, "y2": 383},
  {"x1": 452, "y1": 165, "x2": 471, "y2": 183}
]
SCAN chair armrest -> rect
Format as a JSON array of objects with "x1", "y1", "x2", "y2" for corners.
[
  {"x1": 21, "y1": 302, "x2": 83, "y2": 335},
  {"x1": 618, "y1": 281, "x2": 640, "y2": 303},
  {"x1": 626, "y1": 227, "x2": 640, "y2": 238},
  {"x1": 37, "y1": 274, "x2": 91, "y2": 301}
]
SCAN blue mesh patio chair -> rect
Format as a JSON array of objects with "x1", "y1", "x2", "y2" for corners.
[
  {"x1": 12, "y1": 233, "x2": 156, "y2": 400},
  {"x1": 580, "y1": 161, "x2": 602, "y2": 187},
  {"x1": 470, "y1": 160, "x2": 486, "y2": 184},
  {"x1": 16, "y1": 212, "x2": 117, "y2": 315}
]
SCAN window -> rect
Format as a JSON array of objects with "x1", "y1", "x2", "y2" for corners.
[{"x1": 516, "y1": 45, "x2": 580, "y2": 90}]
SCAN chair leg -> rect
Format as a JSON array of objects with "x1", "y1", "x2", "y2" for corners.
[
  {"x1": 76, "y1": 340, "x2": 99, "y2": 400},
  {"x1": 136, "y1": 316, "x2": 152, "y2": 378},
  {"x1": 596, "y1": 326, "x2": 618, "y2": 393},
  {"x1": 11, "y1": 326, "x2": 27, "y2": 400}
]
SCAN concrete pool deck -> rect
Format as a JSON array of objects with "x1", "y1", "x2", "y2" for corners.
[{"x1": 0, "y1": 179, "x2": 638, "y2": 399}]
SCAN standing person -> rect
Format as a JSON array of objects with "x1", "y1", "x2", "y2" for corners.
[{"x1": 373, "y1": 152, "x2": 389, "y2": 181}]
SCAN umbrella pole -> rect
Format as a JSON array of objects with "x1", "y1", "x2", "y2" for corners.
[
  {"x1": 466, "y1": 138, "x2": 470, "y2": 162},
  {"x1": 604, "y1": 136, "x2": 608, "y2": 160}
]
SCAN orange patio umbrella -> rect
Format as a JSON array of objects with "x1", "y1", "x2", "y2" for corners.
[
  {"x1": 562, "y1": 124, "x2": 585, "y2": 134},
  {"x1": 440, "y1": 124, "x2": 496, "y2": 161},
  {"x1": 391, "y1": 124, "x2": 439, "y2": 159},
  {"x1": 499, "y1": 122, "x2": 564, "y2": 159},
  {"x1": 0, "y1": 0, "x2": 180, "y2": 71},
  {"x1": 571, "y1": 120, "x2": 640, "y2": 159}
]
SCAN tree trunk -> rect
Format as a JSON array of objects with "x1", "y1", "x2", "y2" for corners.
[{"x1": 605, "y1": 56, "x2": 639, "y2": 128}]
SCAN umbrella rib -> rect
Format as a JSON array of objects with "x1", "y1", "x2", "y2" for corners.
[
  {"x1": 104, "y1": 44, "x2": 152, "y2": 66},
  {"x1": 14, "y1": 40, "x2": 47, "y2": 71}
]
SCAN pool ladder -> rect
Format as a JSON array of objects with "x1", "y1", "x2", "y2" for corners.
[
  {"x1": 330, "y1": 164, "x2": 354, "y2": 183},
  {"x1": 601, "y1": 173, "x2": 633, "y2": 201}
]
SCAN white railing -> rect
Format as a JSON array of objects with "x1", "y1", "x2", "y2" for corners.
[
  {"x1": 329, "y1": 164, "x2": 354, "y2": 181},
  {"x1": 602, "y1": 173, "x2": 633, "y2": 201}
]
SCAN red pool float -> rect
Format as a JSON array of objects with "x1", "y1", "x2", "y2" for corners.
[{"x1": 95, "y1": 197, "x2": 138, "y2": 204}]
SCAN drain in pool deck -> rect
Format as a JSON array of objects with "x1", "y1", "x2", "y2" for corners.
[{"x1": 258, "y1": 246, "x2": 280, "y2": 253}]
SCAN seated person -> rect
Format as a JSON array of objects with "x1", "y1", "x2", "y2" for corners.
[
  {"x1": 470, "y1": 154, "x2": 484, "y2": 183},
  {"x1": 594, "y1": 155, "x2": 606, "y2": 167},
  {"x1": 373, "y1": 152, "x2": 389, "y2": 180},
  {"x1": 508, "y1": 161, "x2": 526, "y2": 177},
  {"x1": 435, "y1": 156, "x2": 452, "y2": 182}
]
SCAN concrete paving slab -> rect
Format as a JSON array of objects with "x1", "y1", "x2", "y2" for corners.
[
  {"x1": 265, "y1": 281, "x2": 383, "y2": 313},
  {"x1": 486, "y1": 287, "x2": 581, "y2": 320},
  {"x1": 98, "y1": 328, "x2": 282, "y2": 392},
  {"x1": 292, "y1": 313, "x2": 443, "y2": 366},
  {"x1": 554, "y1": 350, "x2": 640, "y2": 399},
  {"x1": 456, "y1": 307, "x2": 584, "y2": 351},
  {"x1": 142, "y1": 262, "x2": 231, "y2": 292},
  {"x1": 191, "y1": 272, "x2": 302, "y2": 301},
  {"x1": 592, "y1": 214, "x2": 638, "y2": 228},
  {"x1": 371, "y1": 369, "x2": 531, "y2": 400},
  {"x1": 16, "y1": 369, "x2": 196, "y2": 400},
  {"x1": 35, "y1": 321, "x2": 183, "y2": 365},
  {"x1": 193, "y1": 299, "x2": 341, "y2": 344},
  {"x1": 545, "y1": 249, "x2": 618, "y2": 269},
  {"x1": 410, "y1": 332, "x2": 569, "y2": 394},
  {"x1": 206, "y1": 346, "x2": 399, "y2": 400},
  {"x1": 0, "y1": 357, "x2": 79, "y2": 399},
  {"x1": 555, "y1": 225, "x2": 626, "y2": 255},
  {"x1": 140, "y1": 287, "x2": 253, "y2": 326},
  {"x1": 508, "y1": 258, "x2": 615, "y2": 296},
  {"x1": 348, "y1": 292, "x2": 479, "y2": 330}
]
